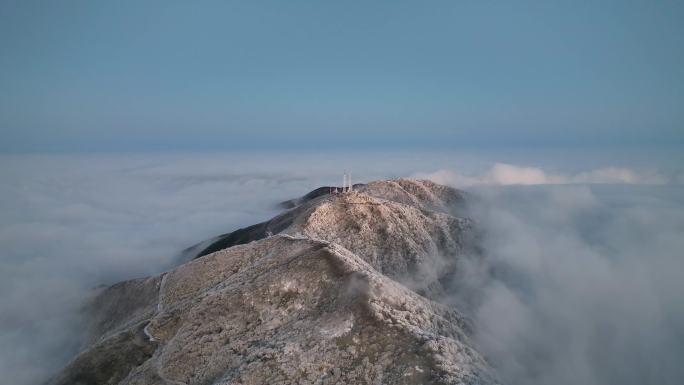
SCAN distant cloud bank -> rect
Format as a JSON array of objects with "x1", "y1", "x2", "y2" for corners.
[{"x1": 415, "y1": 163, "x2": 677, "y2": 187}]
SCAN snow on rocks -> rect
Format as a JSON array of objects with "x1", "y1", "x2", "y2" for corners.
[{"x1": 49, "y1": 180, "x2": 498, "y2": 385}]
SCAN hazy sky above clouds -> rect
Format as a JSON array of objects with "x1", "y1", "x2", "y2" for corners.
[{"x1": 1, "y1": 0, "x2": 683, "y2": 152}]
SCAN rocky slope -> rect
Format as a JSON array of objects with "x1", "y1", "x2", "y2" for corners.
[{"x1": 49, "y1": 179, "x2": 497, "y2": 385}]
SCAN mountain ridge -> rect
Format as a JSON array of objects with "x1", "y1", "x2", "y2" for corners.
[{"x1": 49, "y1": 179, "x2": 498, "y2": 385}]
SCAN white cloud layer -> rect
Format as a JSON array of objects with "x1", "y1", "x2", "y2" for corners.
[
  {"x1": 450, "y1": 185, "x2": 684, "y2": 385},
  {"x1": 0, "y1": 152, "x2": 682, "y2": 385}
]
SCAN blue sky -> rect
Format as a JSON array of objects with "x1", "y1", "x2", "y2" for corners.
[{"x1": 1, "y1": 0, "x2": 683, "y2": 152}]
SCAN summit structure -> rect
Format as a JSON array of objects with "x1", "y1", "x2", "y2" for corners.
[{"x1": 341, "y1": 172, "x2": 353, "y2": 193}]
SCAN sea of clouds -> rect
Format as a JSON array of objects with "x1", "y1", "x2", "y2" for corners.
[
  {"x1": 453, "y1": 184, "x2": 684, "y2": 385},
  {"x1": 0, "y1": 151, "x2": 682, "y2": 385}
]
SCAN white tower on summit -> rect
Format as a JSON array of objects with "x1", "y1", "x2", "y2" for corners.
[{"x1": 341, "y1": 172, "x2": 352, "y2": 193}]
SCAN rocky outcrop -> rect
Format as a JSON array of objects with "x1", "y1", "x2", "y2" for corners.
[
  {"x1": 196, "y1": 179, "x2": 474, "y2": 296},
  {"x1": 49, "y1": 179, "x2": 497, "y2": 385}
]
